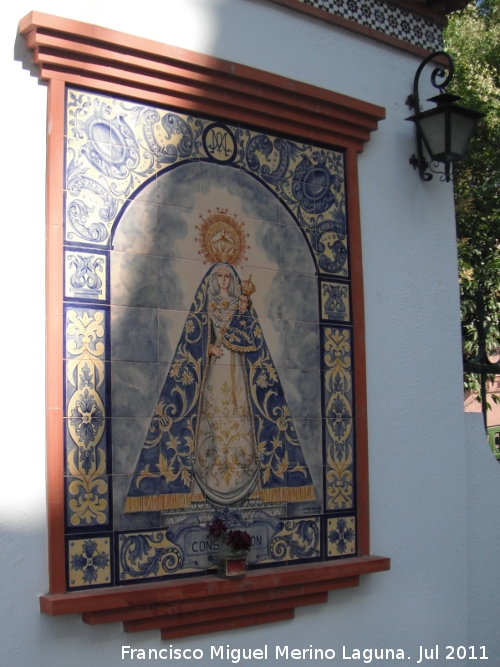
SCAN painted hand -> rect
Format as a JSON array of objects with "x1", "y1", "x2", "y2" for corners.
[{"x1": 209, "y1": 345, "x2": 224, "y2": 358}]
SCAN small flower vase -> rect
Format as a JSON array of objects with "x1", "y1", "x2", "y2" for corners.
[{"x1": 216, "y1": 542, "x2": 248, "y2": 579}]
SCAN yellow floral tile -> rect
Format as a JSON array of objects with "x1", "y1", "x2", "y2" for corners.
[
  {"x1": 327, "y1": 516, "x2": 356, "y2": 557},
  {"x1": 68, "y1": 537, "x2": 111, "y2": 586}
]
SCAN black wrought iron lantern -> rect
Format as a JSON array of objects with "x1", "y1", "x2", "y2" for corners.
[{"x1": 406, "y1": 51, "x2": 484, "y2": 182}]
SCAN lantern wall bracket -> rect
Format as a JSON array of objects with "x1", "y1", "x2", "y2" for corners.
[{"x1": 406, "y1": 50, "x2": 454, "y2": 182}]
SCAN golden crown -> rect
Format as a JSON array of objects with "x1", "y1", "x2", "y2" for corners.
[
  {"x1": 195, "y1": 208, "x2": 249, "y2": 266},
  {"x1": 241, "y1": 274, "x2": 256, "y2": 297}
]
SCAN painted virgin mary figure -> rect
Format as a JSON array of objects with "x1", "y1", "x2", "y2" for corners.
[{"x1": 125, "y1": 209, "x2": 315, "y2": 512}]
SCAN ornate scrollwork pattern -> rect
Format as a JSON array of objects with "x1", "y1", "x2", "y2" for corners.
[
  {"x1": 65, "y1": 90, "x2": 346, "y2": 275},
  {"x1": 324, "y1": 327, "x2": 354, "y2": 510},
  {"x1": 268, "y1": 518, "x2": 320, "y2": 561},
  {"x1": 119, "y1": 531, "x2": 184, "y2": 580},
  {"x1": 65, "y1": 308, "x2": 108, "y2": 527}
]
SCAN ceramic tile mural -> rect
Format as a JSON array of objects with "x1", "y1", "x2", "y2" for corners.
[{"x1": 63, "y1": 87, "x2": 356, "y2": 588}]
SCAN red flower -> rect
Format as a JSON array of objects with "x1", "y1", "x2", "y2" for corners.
[
  {"x1": 209, "y1": 518, "x2": 227, "y2": 537},
  {"x1": 227, "y1": 529, "x2": 252, "y2": 551}
]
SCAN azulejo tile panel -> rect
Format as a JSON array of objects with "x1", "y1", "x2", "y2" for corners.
[
  {"x1": 299, "y1": 0, "x2": 444, "y2": 51},
  {"x1": 63, "y1": 86, "x2": 358, "y2": 587}
]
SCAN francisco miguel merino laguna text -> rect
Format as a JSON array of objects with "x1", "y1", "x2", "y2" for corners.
[{"x1": 122, "y1": 644, "x2": 408, "y2": 662}]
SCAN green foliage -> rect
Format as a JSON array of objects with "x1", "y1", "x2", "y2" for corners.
[{"x1": 444, "y1": 1, "x2": 500, "y2": 392}]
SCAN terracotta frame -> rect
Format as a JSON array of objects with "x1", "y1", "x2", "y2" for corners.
[{"x1": 20, "y1": 11, "x2": 390, "y2": 638}]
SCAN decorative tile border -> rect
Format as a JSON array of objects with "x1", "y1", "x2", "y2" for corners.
[
  {"x1": 300, "y1": 0, "x2": 443, "y2": 51},
  {"x1": 118, "y1": 516, "x2": 321, "y2": 581},
  {"x1": 327, "y1": 516, "x2": 356, "y2": 557},
  {"x1": 64, "y1": 89, "x2": 348, "y2": 277},
  {"x1": 64, "y1": 307, "x2": 110, "y2": 529},
  {"x1": 65, "y1": 250, "x2": 107, "y2": 301},
  {"x1": 321, "y1": 280, "x2": 350, "y2": 322},
  {"x1": 323, "y1": 326, "x2": 354, "y2": 510},
  {"x1": 68, "y1": 536, "x2": 112, "y2": 587}
]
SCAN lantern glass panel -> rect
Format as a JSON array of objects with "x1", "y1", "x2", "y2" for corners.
[
  {"x1": 417, "y1": 111, "x2": 446, "y2": 160},
  {"x1": 450, "y1": 110, "x2": 478, "y2": 158}
]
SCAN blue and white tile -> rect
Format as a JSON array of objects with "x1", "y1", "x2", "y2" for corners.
[
  {"x1": 113, "y1": 473, "x2": 162, "y2": 532},
  {"x1": 118, "y1": 527, "x2": 211, "y2": 580},
  {"x1": 281, "y1": 272, "x2": 319, "y2": 323},
  {"x1": 314, "y1": 221, "x2": 349, "y2": 277},
  {"x1": 132, "y1": 174, "x2": 157, "y2": 205},
  {"x1": 65, "y1": 307, "x2": 107, "y2": 361},
  {"x1": 155, "y1": 205, "x2": 193, "y2": 261},
  {"x1": 65, "y1": 193, "x2": 121, "y2": 248},
  {"x1": 110, "y1": 251, "x2": 158, "y2": 308},
  {"x1": 279, "y1": 205, "x2": 299, "y2": 228},
  {"x1": 321, "y1": 280, "x2": 350, "y2": 322},
  {"x1": 64, "y1": 420, "x2": 108, "y2": 476},
  {"x1": 156, "y1": 160, "x2": 201, "y2": 208},
  {"x1": 280, "y1": 369, "x2": 322, "y2": 419},
  {"x1": 66, "y1": 474, "x2": 110, "y2": 527},
  {"x1": 240, "y1": 129, "x2": 313, "y2": 186},
  {"x1": 298, "y1": 0, "x2": 443, "y2": 51},
  {"x1": 322, "y1": 325, "x2": 353, "y2": 400},
  {"x1": 68, "y1": 535, "x2": 112, "y2": 587},
  {"x1": 112, "y1": 199, "x2": 157, "y2": 255},
  {"x1": 258, "y1": 317, "x2": 284, "y2": 369},
  {"x1": 286, "y1": 463, "x2": 324, "y2": 518},
  {"x1": 325, "y1": 428, "x2": 355, "y2": 512},
  {"x1": 283, "y1": 320, "x2": 321, "y2": 371},
  {"x1": 66, "y1": 89, "x2": 112, "y2": 138},
  {"x1": 158, "y1": 257, "x2": 204, "y2": 312},
  {"x1": 65, "y1": 250, "x2": 107, "y2": 301},
  {"x1": 200, "y1": 119, "x2": 238, "y2": 163},
  {"x1": 111, "y1": 305, "x2": 158, "y2": 363},
  {"x1": 246, "y1": 218, "x2": 281, "y2": 272},
  {"x1": 65, "y1": 134, "x2": 110, "y2": 189},
  {"x1": 240, "y1": 171, "x2": 280, "y2": 224},
  {"x1": 327, "y1": 515, "x2": 356, "y2": 557},
  {"x1": 293, "y1": 418, "x2": 323, "y2": 469},
  {"x1": 280, "y1": 223, "x2": 316, "y2": 275},
  {"x1": 159, "y1": 308, "x2": 199, "y2": 364},
  {"x1": 266, "y1": 516, "x2": 321, "y2": 564},
  {"x1": 112, "y1": 417, "x2": 155, "y2": 474},
  {"x1": 111, "y1": 361, "x2": 160, "y2": 419},
  {"x1": 238, "y1": 265, "x2": 283, "y2": 322},
  {"x1": 196, "y1": 161, "x2": 243, "y2": 214}
]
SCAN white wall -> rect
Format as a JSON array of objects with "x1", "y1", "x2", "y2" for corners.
[
  {"x1": 2, "y1": 1, "x2": 494, "y2": 665},
  {"x1": 466, "y1": 413, "x2": 500, "y2": 658}
]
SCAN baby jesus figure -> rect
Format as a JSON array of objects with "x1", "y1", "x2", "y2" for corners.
[{"x1": 221, "y1": 290, "x2": 259, "y2": 353}]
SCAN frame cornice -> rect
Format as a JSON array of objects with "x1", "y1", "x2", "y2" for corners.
[
  {"x1": 20, "y1": 11, "x2": 389, "y2": 639},
  {"x1": 19, "y1": 11, "x2": 385, "y2": 153}
]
